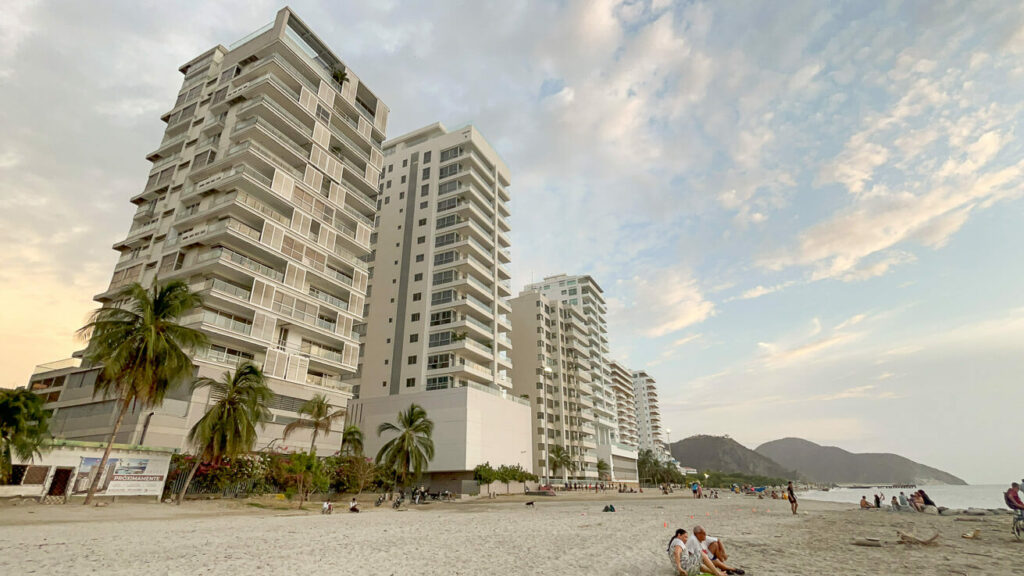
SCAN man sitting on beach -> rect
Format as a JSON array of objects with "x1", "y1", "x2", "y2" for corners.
[
  {"x1": 860, "y1": 496, "x2": 872, "y2": 509},
  {"x1": 349, "y1": 498, "x2": 360, "y2": 513},
  {"x1": 692, "y1": 526, "x2": 744, "y2": 575}
]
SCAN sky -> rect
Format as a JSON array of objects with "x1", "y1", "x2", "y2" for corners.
[{"x1": 1, "y1": 0, "x2": 1022, "y2": 484}]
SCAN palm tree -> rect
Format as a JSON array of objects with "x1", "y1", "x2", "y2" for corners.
[
  {"x1": 548, "y1": 445, "x2": 575, "y2": 484},
  {"x1": 0, "y1": 389, "x2": 51, "y2": 484},
  {"x1": 340, "y1": 424, "x2": 364, "y2": 456},
  {"x1": 596, "y1": 458, "x2": 610, "y2": 482},
  {"x1": 331, "y1": 68, "x2": 349, "y2": 87},
  {"x1": 283, "y1": 393, "x2": 345, "y2": 454},
  {"x1": 77, "y1": 280, "x2": 205, "y2": 505},
  {"x1": 636, "y1": 448, "x2": 659, "y2": 486},
  {"x1": 176, "y1": 362, "x2": 272, "y2": 504},
  {"x1": 375, "y1": 404, "x2": 434, "y2": 490}
]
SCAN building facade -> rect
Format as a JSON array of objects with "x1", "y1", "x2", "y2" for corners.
[
  {"x1": 633, "y1": 369, "x2": 670, "y2": 459},
  {"x1": 608, "y1": 359, "x2": 639, "y2": 449},
  {"x1": 511, "y1": 275, "x2": 638, "y2": 484},
  {"x1": 347, "y1": 122, "x2": 530, "y2": 491},
  {"x1": 30, "y1": 8, "x2": 385, "y2": 454}
]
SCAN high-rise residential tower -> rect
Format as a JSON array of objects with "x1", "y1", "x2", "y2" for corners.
[
  {"x1": 608, "y1": 359, "x2": 639, "y2": 449},
  {"x1": 28, "y1": 8, "x2": 385, "y2": 453},
  {"x1": 633, "y1": 369, "x2": 670, "y2": 459},
  {"x1": 347, "y1": 123, "x2": 530, "y2": 492},
  {"x1": 512, "y1": 274, "x2": 638, "y2": 484}
]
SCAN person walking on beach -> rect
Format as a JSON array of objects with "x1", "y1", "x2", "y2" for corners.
[{"x1": 787, "y1": 481, "x2": 798, "y2": 515}]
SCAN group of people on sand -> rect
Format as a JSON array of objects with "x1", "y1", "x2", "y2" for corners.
[
  {"x1": 860, "y1": 489, "x2": 936, "y2": 512},
  {"x1": 668, "y1": 525, "x2": 747, "y2": 576}
]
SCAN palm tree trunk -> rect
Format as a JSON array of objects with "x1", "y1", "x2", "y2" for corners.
[
  {"x1": 1, "y1": 441, "x2": 11, "y2": 485},
  {"x1": 175, "y1": 458, "x2": 202, "y2": 505},
  {"x1": 84, "y1": 396, "x2": 131, "y2": 506},
  {"x1": 309, "y1": 428, "x2": 318, "y2": 454}
]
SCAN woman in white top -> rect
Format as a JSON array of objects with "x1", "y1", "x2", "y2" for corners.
[{"x1": 668, "y1": 529, "x2": 725, "y2": 576}]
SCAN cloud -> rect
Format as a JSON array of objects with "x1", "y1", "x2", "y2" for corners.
[
  {"x1": 648, "y1": 333, "x2": 702, "y2": 367},
  {"x1": 612, "y1": 269, "x2": 715, "y2": 339}
]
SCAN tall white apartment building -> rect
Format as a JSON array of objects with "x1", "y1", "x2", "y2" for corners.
[
  {"x1": 633, "y1": 369, "x2": 670, "y2": 459},
  {"x1": 512, "y1": 275, "x2": 638, "y2": 484},
  {"x1": 608, "y1": 360, "x2": 639, "y2": 449},
  {"x1": 347, "y1": 123, "x2": 531, "y2": 492},
  {"x1": 28, "y1": 8, "x2": 385, "y2": 454}
]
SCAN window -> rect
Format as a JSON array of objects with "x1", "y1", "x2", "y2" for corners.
[
  {"x1": 384, "y1": 196, "x2": 390, "y2": 204},
  {"x1": 427, "y1": 354, "x2": 452, "y2": 369},
  {"x1": 415, "y1": 254, "x2": 424, "y2": 263},
  {"x1": 413, "y1": 293, "x2": 422, "y2": 301},
  {"x1": 417, "y1": 236, "x2": 425, "y2": 244},
  {"x1": 387, "y1": 181, "x2": 392, "y2": 189},
  {"x1": 315, "y1": 104, "x2": 330, "y2": 123},
  {"x1": 401, "y1": 176, "x2": 407, "y2": 184},
  {"x1": 428, "y1": 332, "x2": 452, "y2": 348},
  {"x1": 436, "y1": 214, "x2": 458, "y2": 229},
  {"x1": 439, "y1": 163, "x2": 461, "y2": 179},
  {"x1": 430, "y1": 310, "x2": 453, "y2": 326},
  {"x1": 423, "y1": 151, "x2": 432, "y2": 163},
  {"x1": 441, "y1": 146, "x2": 463, "y2": 162},
  {"x1": 437, "y1": 197, "x2": 458, "y2": 212},
  {"x1": 414, "y1": 273, "x2": 423, "y2": 281},
  {"x1": 421, "y1": 185, "x2": 429, "y2": 197},
  {"x1": 420, "y1": 201, "x2": 429, "y2": 209},
  {"x1": 426, "y1": 376, "x2": 450, "y2": 391},
  {"x1": 399, "y1": 192, "x2": 405, "y2": 199},
  {"x1": 411, "y1": 312, "x2": 421, "y2": 321},
  {"x1": 432, "y1": 270, "x2": 456, "y2": 285},
  {"x1": 434, "y1": 250, "x2": 457, "y2": 266},
  {"x1": 408, "y1": 355, "x2": 417, "y2": 365},
  {"x1": 439, "y1": 180, "x2": 459, "y2": 195},
  {"x1": 388, "y1": 164, "x2": 394, "y2": 173},
  {"x1": 403, "y1": 159, "x2": 408, "y2": 167},
  {"x1": 431, "y1": 290, "x2": 455, "y2": 305},
  {"x1": 435, "y1": 232, "x2": 458, "y2": 247},
  {"x1": 422, "y1": 168, "x2": 430, "y2": 180},
  {"x1": 410, "y1": 334, "x2": 419, "y2": 343},
  {"x1": 406, "y1": 378, "x2": 416, "y2": 388}
]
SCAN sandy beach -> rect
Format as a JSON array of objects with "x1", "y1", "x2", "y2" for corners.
[{"x1": 2, "y1": 493, "x2": 1020, "y2": 575}]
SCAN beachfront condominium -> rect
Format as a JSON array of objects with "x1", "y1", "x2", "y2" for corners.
[
  {"x1": 633, "y1": 369, "x2": 670, "y2": 459},
  {"x1": 346, "y1": 123, "x2": 531, "y2": 492},
  {"x1": 511, "y1": 275, "x2": 638, "y2": 484},
  {"x1": 608, "y1": 359, "x2": 640, "y2": 449},
  {"x1": 27, "y1": 8, "x2": 386, "y2": 453}
]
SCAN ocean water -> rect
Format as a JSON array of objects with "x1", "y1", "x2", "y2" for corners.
[{"x1": 801, "y1": 484, "x2": 1010, "y2": 510}]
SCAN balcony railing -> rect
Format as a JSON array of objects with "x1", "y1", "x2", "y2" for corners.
[
  {"x1": 184, "y1": 309, "x2": 252, "y2": 336},
  {"x1": 192, "y1": 278, "x2": 252, "y2": 301},
  {"x1": 309, "y1": 287, "x2": 349, "y2": 310},
  {"x1": 193, "y1": 346, "x2": 255, "y2": 368},
  {"x1": 301, "y1": 342, "x2": 344, "y2": 364},
  {"x1": 198, "y1": 247, "x2": 284, "y2": 282}
]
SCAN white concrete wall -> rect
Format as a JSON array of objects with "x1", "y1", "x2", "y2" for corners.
[{"x1": 349, "y1": 386, "x2": 531, "y2": 473}]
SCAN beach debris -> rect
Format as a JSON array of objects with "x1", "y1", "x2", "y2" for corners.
[
  {"x1": 896, "y1": 530, "x2": 940, "y2": 546},
  {"x1": 852, "y1": 538, "x2": 883, "y2": 547},
  {"x1": 963, "y1": 508, "x2": 989, "y2": 516},
  {"x1": 960, "y1": 529, "x2": 980, "y2": 540}
]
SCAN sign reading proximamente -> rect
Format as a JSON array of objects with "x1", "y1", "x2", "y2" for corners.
[{"x1": 73, "y1": 455, "x2": 172, "y2": 496}]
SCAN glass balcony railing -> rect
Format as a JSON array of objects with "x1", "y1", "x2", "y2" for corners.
[
  {"x1": 192, "y1": 278, "x2": 252, "y2": 301},
  {"x1": 309, "y1": 287, "x2": 349, "y2": 310},
  {"x1": 184, "y1": 309, "x2": 252, "y2": 336},
  {"x1": 193, "y1": 346, "x2": 255, "y2": 368},
  {"x1": 199, "y1": 247, "x2": 284, "y2": 282}
]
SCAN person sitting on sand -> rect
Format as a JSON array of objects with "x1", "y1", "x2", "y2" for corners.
[
  {"x1": 898, "y1": 492, "x2": 908, "y2": 507},
  {"x1": 891, "y1": 495, "x2": 900, "y2": 510},
  {"x1": 692, "y1": 526, "x2": 744, "y2": 575},
  {"x1": 910, "y1": 491, "x2": 924, "y2": 511},
  {"x1": 348, "y1": 498, "x2": 360, "y2": 513},
  {"x1": 860, "y1": 496, "x2": 872, "y2": 509},
  {"x1": 918, "y1": 489, "x2": 936, "y2": 508},
  {"x1": 667, "y1": 528, "x2": 726, "y2": 576}
]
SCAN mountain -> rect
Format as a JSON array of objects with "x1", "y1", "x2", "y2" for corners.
[
  {"x1": 669, "y1": 435, "x2": 798, "y2": 479},
  {"x1": 755, "y1": 437, "x2": 967, "y2": 485}
]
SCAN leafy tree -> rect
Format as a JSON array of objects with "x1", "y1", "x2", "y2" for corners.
[
  {"x1": 77, "y1": 280, "x2": 205, "y2": 505},
  {"x1": 548, "y1": 445, "x2": 575, "y2": 483},
  {"x1": 473, "y1": 462, "x2": 497, "y2": 496},
  {"x1": 176, "y1": 362, "x2": 272, "y2": 504},
  {"x1": 495, "y1": 464, "x2": 514, "y2": 494},
  {"x1": 596, "y1": 458, "x2": 610, "y2": 481},
  {"x1": 331, "y1": 69, "x2": 349, "y2": 87},
  {"x1": 278, "y1": 451, "x2": 325, "y2": 509},
  {"x1": 283, "y1": 393, "x2": 345, "y2": 454},
  {"x1": 375, "y1": 404, "x2": 435, "y2": 490},
  {"x1": 0, "y1": 389, "x2": 51, "y2": 484},
  {"x1": 340, "y1": 424, "x2": 364, "y2": 456}
]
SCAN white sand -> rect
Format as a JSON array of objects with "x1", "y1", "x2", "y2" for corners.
[{"x1": 1, "y1": 493, "x2": 1019, "y2": 575}]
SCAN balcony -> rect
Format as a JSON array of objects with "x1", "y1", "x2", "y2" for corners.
[
  {"x1": 309, "y1": 287, "x2": 348, "y2": 311},
  {"x1": 193, "y1": 346, "x2": 257, "y2": 368},
  {"x1": 197, "y1": 247, "x2": 284, "y2": 282},
  {"x1": 191, "y1": 277, "x2": 252, "y2": 302},
  {"x1": 183, "y1": 309, "x2": 253, "y2": 337}
]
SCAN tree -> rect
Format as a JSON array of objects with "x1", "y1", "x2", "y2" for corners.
[
  {"x1": 281, "y1": 451, "x2": 325, "y2": 509},
  {"x1": 495, "y1": 464, "x2": 515, "y2": 494},
  {"x1": 77, "y1": 280, "x2": 205, "y2": 505},
  {"x1": 0, "y1": 389, "x2": 51, "y2": 484},
  {"x1": 548, "y1": 445, "x2": 575, "y2": 484},
  {"x1": 176, "y1": 362, "x2": 272, "y2": 504},
  {"x1": 596, "y1": 458, "x2": 610, "y2": 482},
  {"x1": 283, "y1": 393, "x2": 345, "y2": 454},
  {"x1": 637, "y1": 449, "x2": 659, "y2": 485},
  {"x1": 375, "y1": 404, "x2": 435, "y2": 490},
  {"x1": 473, "y1": 462, "x2": 497, "y2": 496},
  {"x1": 340, "y1": 424, "x2": 364, "y2": 456},
  {"x1": 331, "y1": 69, "x2": 349, "y2": 87}
]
